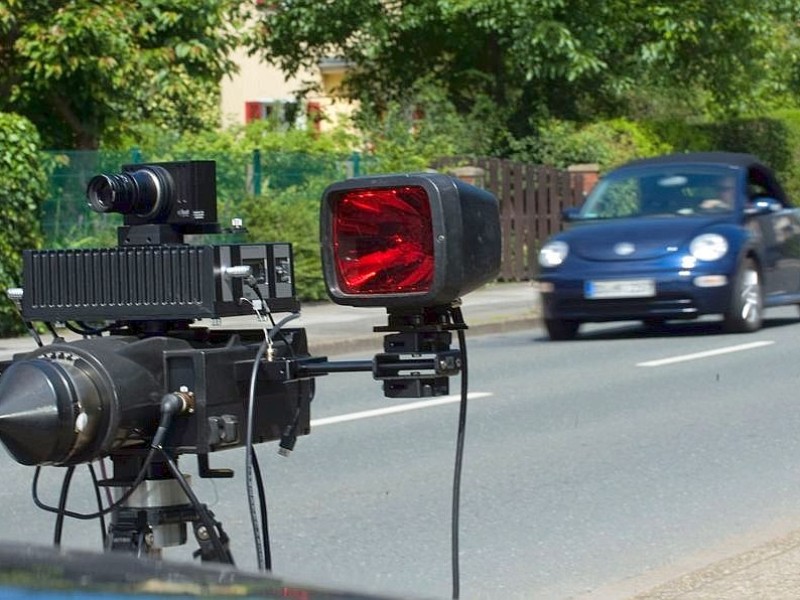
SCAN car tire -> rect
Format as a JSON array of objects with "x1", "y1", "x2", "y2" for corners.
[
  {"x1": 724, "y1": 258, "x2": 763, "y2": 333},
  {"x1": 544, "y1": 318, "x2": 580, "y2": 341}
]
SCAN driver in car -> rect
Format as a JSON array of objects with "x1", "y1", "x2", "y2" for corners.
[{"x1": 699, "y1": 176, "x2": 736, "y2": 211}]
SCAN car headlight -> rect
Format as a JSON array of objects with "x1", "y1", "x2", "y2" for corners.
[
  {"x1": 539, "y1": 241, "x2": 569, "y2": 268},
  {"x1": 689, "y1": 233, "x2": 728, "y2": 261}
]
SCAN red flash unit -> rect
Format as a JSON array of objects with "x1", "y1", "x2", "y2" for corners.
[{"x1": 320, "y1": 173, "x2": 501, "y2": 308}]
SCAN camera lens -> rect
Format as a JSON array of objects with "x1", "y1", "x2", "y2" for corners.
[{"x1": 86, "y1": 165, "x2": 173, "y2": 219}]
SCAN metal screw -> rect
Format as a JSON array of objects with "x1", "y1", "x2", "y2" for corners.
[{"x1": 196, "y1": 526, "x2": 209, "y2": 541}]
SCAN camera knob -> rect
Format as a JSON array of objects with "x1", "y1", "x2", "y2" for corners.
[{"x1": 223, "y1": 265, "x2": 252, "y2": 279}]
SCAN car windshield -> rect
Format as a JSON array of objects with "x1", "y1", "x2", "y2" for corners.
[{"x1": 579, "y1": 165, "x2": 738, "y2": 220}]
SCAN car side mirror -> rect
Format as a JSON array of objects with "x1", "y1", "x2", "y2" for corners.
[
  {"x1": 562, "y1": 206, "x2": 581, "y2": 222},
  {"x1": 744, "y1": 196, "x2": 782, "y2": 216}
]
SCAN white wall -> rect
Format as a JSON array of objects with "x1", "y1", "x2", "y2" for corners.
[{"x1": 219, "y1": 47, "x2": 313, "y2": 127}]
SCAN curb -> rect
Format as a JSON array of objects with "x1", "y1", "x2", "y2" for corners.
[{"x1": 307, "y1": 316, "x2": 540, "y2": 357}]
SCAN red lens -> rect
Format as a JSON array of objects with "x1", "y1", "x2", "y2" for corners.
[{"x1": 332, "y1": 185, "x2": 434, "y2": 295}]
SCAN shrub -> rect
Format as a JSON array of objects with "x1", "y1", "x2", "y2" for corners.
[
  {"x1": 0, "y1": 113, "x2": 46, "y2": 335},
  {"x1": 508, "y1": 118, "x2": 672, "y2": 171},
  {"x1": 237, "y1": 178, "x2": 330, "y2": 302},
  {"x1": 652, "y1": 111, "x2": 800, "y2": 199}
]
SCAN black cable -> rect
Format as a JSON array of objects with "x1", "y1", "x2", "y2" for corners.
[
  {"x1": 87, "y1": 463, "x2": 107, "y2": 545},
  {"x1": 245, "y1": 312, "x2": 300, "y2": 570},
  {"x1": 33, "y1": 451, "x2": 155, "y2": 520},
  {"x1": 23, "y1": 322, "x2": 43, "y2": 347},
  {"x1": 246, "y1": 339, "x2": 269, "y2": 569},
  {"x1": 245, "y1": 280, "x2": 292, "y2": 353},
  {"x1": 53, "y1": 466, "x2": 76, "y2": 546},
  {"x1": 450, "y1": 306, "x2": 469, "y2": 600},
  {"x1": 31, "y1": 398, "x2": 178, "y2": 520},
  {"x1": 156, "y1": 447, "x2": 233, "y2": 564},
  {"x1": 44, "y1": 322, "x2": 63, "y2": 343},
  {"x1": 63, "y1": 321, "x2": 114, "y2": 337},
  {"x1": 98, "y1": 459, "x2": 114, "y2": 507},
  {"x1": 250, "y1": 447, "x2": 272, "y2": 570}
]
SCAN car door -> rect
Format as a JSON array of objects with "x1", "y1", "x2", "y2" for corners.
[{"x1": 747, "y1": 166, "x2": 800, "y2": 297}]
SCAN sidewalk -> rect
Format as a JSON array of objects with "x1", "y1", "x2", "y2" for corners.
[
  {"x1": 0, "y1": 281, "x2": 541, "y2": 361},
  {"x1": 626, "y1": 526, "x2": 800, "y2": 599}
]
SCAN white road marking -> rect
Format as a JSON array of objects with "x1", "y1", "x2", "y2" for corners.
[
  {"x1": 310, "y1": 392, "x2": 493, "y2": 427},
  {"x1": 636, "y1": 340, "x2": 775, "y2": 367}
]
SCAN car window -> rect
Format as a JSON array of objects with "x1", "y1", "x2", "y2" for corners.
[
  {"x1": 579, "y1": 166, "x2": 738, "y2": 220},
  {"x1": 583, "y1": 178, "x2": 640, "y2": 218},
  {"x1": 747, "y1": 166, "x2": 788, "y2": 207}
]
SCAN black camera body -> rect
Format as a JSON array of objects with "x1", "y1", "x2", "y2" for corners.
[
  {"x1": 0, "y1": 160, "x2": 311, "y2": 467},
  {"x1": 31, "y1": 160, "x2": 298, "y2": 323},
  {"x1": 0, "y1": 157, "x2": 502, "y2": 565},
  {"x1": 87, "y1": 160, "x2": 218, "y2": 233},
  {"x1": 20, "y1": 242, "x2": 298, "y2": 322}
]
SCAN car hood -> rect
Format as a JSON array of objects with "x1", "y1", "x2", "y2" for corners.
[{"x1": 562, "y1": 216, "x2": 728, "y2": 261}]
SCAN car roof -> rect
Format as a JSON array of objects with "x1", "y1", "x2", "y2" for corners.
[
  {"x1": 618, "y1": 151, "x2": 765, "y2": 171},
  {"x1": 611, "y1": 151, "x2": 788, "y2": 204}
]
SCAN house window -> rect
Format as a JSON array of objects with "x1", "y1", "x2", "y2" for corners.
[
  {"x1": 306, "y1": 101, "x2": 323, "y2": 132},
  {"x1": 245, "y1": 100, "x2": 302, "y2": 127}
]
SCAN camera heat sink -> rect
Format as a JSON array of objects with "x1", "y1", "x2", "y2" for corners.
[{"x1": 21, "y1": 244, "x2": 297, "y2": 321}]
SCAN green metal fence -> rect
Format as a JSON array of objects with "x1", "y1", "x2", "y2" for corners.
[{"x1": 42, "y1": 149, "x2": 367, "y2": 248}]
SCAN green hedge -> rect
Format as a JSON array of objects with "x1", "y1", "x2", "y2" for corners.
[
  {"x1": 0, "y1": 113, "x2": 46, "y2": 336},
  {"x1": 41, "y1": 149, "x2": 344, "y2": 302},
  {"x1": 236, "y1": 179, "x2": 329, "y2": 302},
  {"x1": 651, "y1": 111, "x2": 800, "y2": 198},
  {"x1": 522, "y1": 112, "x2": 800, "y2": 201}
]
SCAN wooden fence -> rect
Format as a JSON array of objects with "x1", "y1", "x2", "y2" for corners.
[{"x1": 434, "y1": 157, "x2": 587, "y2": 281}]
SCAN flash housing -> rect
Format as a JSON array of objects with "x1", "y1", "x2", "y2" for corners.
[{"x1": 320, "y1": 173, "x2": 501, "y2": 308}]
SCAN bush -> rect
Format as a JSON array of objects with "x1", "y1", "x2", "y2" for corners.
[
  {"x1": 0, "y1": 113, "x2": 46, "y2": 335},
  {"x1": 137, "y1": 123, "x2": 355, "y2": 301},
  {"x1": 652, "y1": 111, "x2": 800, "y2": 199},
  {"x1": 508, "y1": 118, "x2": 672, "y2": 170},
  {"x1": 237, "y1": 179, "x2": 329, "y2": 302},
  {"x1": 354, "y1": 80, "x2": 496, "y2": 174}
]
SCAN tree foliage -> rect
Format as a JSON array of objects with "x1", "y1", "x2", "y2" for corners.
[
  {"x1": 249, "y1": 0, "x2": 800, "y2": 145},
  {"x1": 0, "y1": 113, "x2": 46, "y2": 335},
  {"x1": 0, "y1": 0, "x2": 244, "y2": 149}
]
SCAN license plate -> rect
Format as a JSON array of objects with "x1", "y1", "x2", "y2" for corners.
[{"x1": 585, "y1": 279, "x2": 655, "y2": 299}]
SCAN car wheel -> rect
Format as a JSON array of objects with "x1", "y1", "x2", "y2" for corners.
[
  {"x1": 724, "y1": 258, "x2": 763, "y2": 333},
  {"x1": 544, "y1": 318, "x2": 580, "y2": 341}
]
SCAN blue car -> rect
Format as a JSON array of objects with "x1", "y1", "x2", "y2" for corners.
[{"x1": 536, "y1": 152, "x2": 800, "y2": 340}]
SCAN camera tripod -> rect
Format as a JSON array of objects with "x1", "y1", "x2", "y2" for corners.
[{"x1": 102, "y1": 452, "x2": 235, "y2": 564}]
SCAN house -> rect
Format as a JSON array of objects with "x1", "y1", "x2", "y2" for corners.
[{"x1": 219, "y1": 48, "x2": 356, "y2": 132}]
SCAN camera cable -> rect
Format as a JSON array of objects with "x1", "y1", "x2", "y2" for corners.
[
  {"x1": 31, "y1": 393, "x2": 181, "y2": 521},
  {"x1": 245, "y1": 312, "x2": 300, "y2": 570},
  {"x1": 156, "y1": 447, "x2": 233, "y2": 564},
  {"x1": 250, "y1": 446, "x2": 271, "y2": 569},
  {"x1": 45, "y1": 462, "x2": 107, "y2": 547},
  {"x1": 87, "y1": 462, "x2": 108, "y2": 545},
  {"x1": 52, "y1": 465, "x2": 76, "y2": 546},
  {"x1": 244, "y1": 280, "x2": 295, "y2": 356},
  {"x1": 63, "y1": 321, "x2": 116, "y2": 337},
  {"x1": 450, "y1": 305, "x2": 468, "y2": 600}
]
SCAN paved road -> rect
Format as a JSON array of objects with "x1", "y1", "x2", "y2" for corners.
[{"x1": 5, "y1": 298, "x2": 800, "y2": 598}]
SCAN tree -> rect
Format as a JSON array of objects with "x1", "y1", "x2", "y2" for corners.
[
  {"x1": 0, "y1": 112, "x2": 46, "y2": 335},
  {"x1": 0, "y1": 0, "x2": 245, "y2": 149},
  {"x1": 248, "y1": 0, "x2": 800, "y2": 146}
]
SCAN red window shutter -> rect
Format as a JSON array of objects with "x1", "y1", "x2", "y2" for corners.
[
  {"x1": 307, "y1": 102, "x2": 323, "y2": 132},
  {"x1": 245, "y1": 101, "x2": 263, "y2": 123}
]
